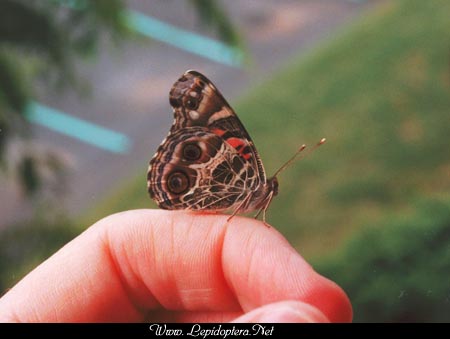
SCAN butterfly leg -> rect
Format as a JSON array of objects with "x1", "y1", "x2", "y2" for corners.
[
  {"x1": 253, "y1": 191, "x2": 275, "y2": 227},
  {"x1": 253, "y1": 207, "x2": 264, "y2": 220},
  {"x1": 227, "y1": 194, "x2": 252, "y2": 223},
  {"x1": 253, "y1": 207, "x2": 270, "y2": 227}
]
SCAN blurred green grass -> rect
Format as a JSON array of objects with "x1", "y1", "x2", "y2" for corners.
[
  {"x1": 84, "y1": 0, "x2": 450, "y2": 259},
  {"x1": 317, "y1": 195, "x2": 450, "y2": 322}
]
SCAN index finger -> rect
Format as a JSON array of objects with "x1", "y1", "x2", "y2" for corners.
[{"x1": 0, "y1": 210, "x2": 351, "y2": 322}]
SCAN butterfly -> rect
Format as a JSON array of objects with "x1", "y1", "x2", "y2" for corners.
[{"x1": 147, "y1": 70, "x2": 324, "y2": 223}]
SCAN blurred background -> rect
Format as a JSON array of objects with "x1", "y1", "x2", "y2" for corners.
[{"x1": 0, "y1": 0, "x2": 449, "y2": 322}]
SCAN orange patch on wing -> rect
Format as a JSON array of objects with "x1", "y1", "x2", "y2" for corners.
[
  {"x1": 227, "y1": 137, "x2": 251, "y2": 160},
  {"x1": 211, "y1": 128, "x2": 226, "y2": 136},
  {"x1": 211, "y1": 130, "x2": 252, "y2": 160},
  {"x1": 227, "y1": 137, "x2": 245, "y2": 149},
  {"x1": 242, "y1": 153, "x2": 252, "y2": 160}
]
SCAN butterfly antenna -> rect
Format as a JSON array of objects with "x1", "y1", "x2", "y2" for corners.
[{"x1": 272, "y1": 138, "x2": 326, "y2": 178}]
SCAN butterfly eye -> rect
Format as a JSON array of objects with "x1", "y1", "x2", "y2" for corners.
[
  {"x1": 167, "y1": 171, "x2": 189, "y2": 194},
  {"x1": 186, "y1": 98, "x2": 198, "y2": 110},
  {"x1": 183, "y1": 143, "x2": 202, "y2": 161}
]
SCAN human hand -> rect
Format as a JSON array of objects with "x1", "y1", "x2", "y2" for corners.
[{"x1": 0, "y1": 210, "x2": 352, "y2": 322}]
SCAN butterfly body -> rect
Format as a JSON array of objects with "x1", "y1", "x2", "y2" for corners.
[{"x1": 148, "y1": 70, "x2": 278, "y2": 220}]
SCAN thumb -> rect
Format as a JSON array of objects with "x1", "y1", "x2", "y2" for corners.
[{"x1": 231, "y1": 301, "x2": 330, "y2": 323}]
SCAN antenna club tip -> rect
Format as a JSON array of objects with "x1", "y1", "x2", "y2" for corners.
[
  {"x1": 299, "y1": 144, "x2": 307, "y2": 151},
  {"x1": 319, "y1": 138, "x2": 326, "y2": 145}
]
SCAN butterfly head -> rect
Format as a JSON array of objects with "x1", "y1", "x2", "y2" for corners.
[{"x1": 268, "y1": 176, "x2": 279, "y2": 197}]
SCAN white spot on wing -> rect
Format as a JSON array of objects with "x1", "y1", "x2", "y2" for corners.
[
  {"x1": 207, "y1": 107, "x2": 232, "y2": 124},
  {"x1": 189, "y1": 110, "x2": 200, "y2": 120}
]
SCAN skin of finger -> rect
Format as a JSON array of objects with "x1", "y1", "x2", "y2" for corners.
[
  {"x1": 222, "y1": 217, "x2": 352, "y2": 322},
  {"x1": 146, "y1": 310, "x2": 242, "y2": 323},
  {"x1": 103, "y1": 210, "x2": 352, "y2": 322},
  {"x1": 0, "y1": 210, "x2": 239, "y2": 322},
  {"x1": 0, "y1": 219, "x2": 143, "y2": 322},
  {"x1": 231, "y1": 301, "x2": 330, "y2": 323},
  {"x1": 0, "y1": 210, "x2": 351, "y2": 322},
  {"x1": 144, "y1": 301, "x2": 328, "y2": 323}
]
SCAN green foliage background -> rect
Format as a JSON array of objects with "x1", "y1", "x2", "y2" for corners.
[{"x1": 318, "y1": 197, "x2": 450, "y2": 322}]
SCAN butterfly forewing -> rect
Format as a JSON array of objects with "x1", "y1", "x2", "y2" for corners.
[{"x1": 168, "y1": 71, "x2": 266, "y2": 183}]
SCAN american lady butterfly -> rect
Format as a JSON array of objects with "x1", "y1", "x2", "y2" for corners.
[{"x1": 147, "y1": 70, "x2": 324, "y2": 223}]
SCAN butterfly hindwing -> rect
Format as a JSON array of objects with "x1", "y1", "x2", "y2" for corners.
[{"x1": 148, "y1": 127, "x2": 259, "y2": 210}]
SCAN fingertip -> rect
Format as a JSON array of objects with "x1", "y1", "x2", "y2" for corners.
[
  {"x1": 306, "y1": 274, "x2": 353, "y2": 323},
  {"x1": 231, "y1": 301, "x2": 329, "y2": 323},
  {"x1": 325, "y1": 280, "x2": 353, "y2": 322},
  {"x1": 221, "y1": 216, "x2": 353, "y2": 323}
]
